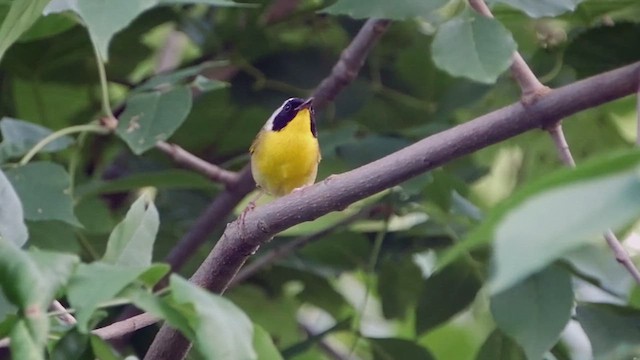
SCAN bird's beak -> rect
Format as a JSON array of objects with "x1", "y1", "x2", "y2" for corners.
[{"x1": 296, "y1": 97, "x2": 314, "y2": 111}]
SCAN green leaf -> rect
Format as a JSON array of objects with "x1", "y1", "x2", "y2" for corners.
[
  {"x1": 103, "y1": 193, "x2": 159, "y2": 267},
  {"x1": 6, "y1": 162, "x2": 80, "y2": 227},
  {"x1": 253, "y1": 325, "x2": 283, "y2": 360},
  {"x1": 0, "y1": 246, "x2": 77, "y2": 360},
  {"x1": 44, "y1": 0, "x2": 252, "y2": 61},
  {"x1": 191, "y1": 75, "x2": 228, "y2": 93},
  {"x1": 488, "y1": 0, "x2": 585, "y2": 17},
  {"x1": 0, "y1": 0, "x2": 51, "y2": 62},
  {"x1": 431, "y1": 10, "x2": 516, "y2": 84},
  {"x1": 0, "y1": 117, "x2": 74, "y2": 162},
  {"x1": 126, "y1": 287, "x2": 193, "y2": 338},
  {"x1": 490, "y1": 266, "x2": 573, "y2": 360},
  {"x1": 489, "y1": 152, "x2": 640, "y2": 293},
  {"x1": 50, "y1": 328, "x2": 90, "y2": 360},
  {"x1": 320, "y1": 0, "x2": 447, "y2": 20},
  {"x1": 90, "y1": 335, "x2": 121, "y2": 360},
  {"x1": 45, "y1": 0, "x2": 157, "y2": 61},
  {"x1": 18, "y1": 14, "x2": 77, "y2": 43},
  {"x1": 10, "y1": 318, "x2": 45, "y2": 360},
  {"x1": 415, "y1": 259, "x2": 482, "y2": 334},
  {"x1": 67, "y1": 262, "x2": 150, "y2": 332},
  {"x1": 377, "y1": 258, "x2": 422, "y2": 320},
  {"x1": 475, "y1": 329, "x2": 526, "y2": 360},
  {"x1": 0, "y1": 243, "x2": 77, "y2": 310},
  {"x1": 438, "y1": 151, "x2": 640, "y2": 280},
  {"x1": 116, "y1": 87, "x2": 193, "y2": 155},
  {"x1": 169, "y1": 275, "x2": 257, "y2": 360},
  {"x1": 0, "y1": 169, "x2": 28, "y2": 246},
  {"x1": 576, "y1": 303, "x2": 640, "y2": 359},
  {"x1": 369, "y1": 338, "x2": 435, "y2": 360}
]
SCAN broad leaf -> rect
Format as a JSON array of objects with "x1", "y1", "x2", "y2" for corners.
[
  {"x1": 0, "y1": 169, "x2": 28, "y2": 246},
  {"x1": 45, "y1": 0, "x2": 252, "y2": 61},
  {"x1": 10, "y1": 318, "x2": 45, "y2": 360},
  {"x1": 475, "y1": 329, "x2": 526, "y2": 360},
  {"x1": 66, "y1": 262, "x2": 151, "y2": 332},
  {"x1": 170, "y1": 275, "x2": 256, "y2": 360},
  {"x1": 488, "y1": 0, "x2": 585, "y2": 17},
  {"x1": 0, "y1": 0, "x2": 51, "y2": 62},
  {"x1": 377, "y1": 258, "x2": 422, "y2": 320},
  {"x1": 576, "y1": 303, "x2": 640, "y2": 359},
  {"x1": 50, "y1": 328, "x2": 90, "y2": 360},
  {"x1": 432, "y1": 10, "x2": 516, "y2": 84},
  {"x1": 321, "y1": 0, "x2": 447, "y2": 20},
  {"x1": 90, "y1": 335, "x2": 121, "y2": 360},
  {"x1": 490, "y1": 266, "x2": 573, "y2": 360},
  {"x1": 253, "y1": 325, "x2": 283, "y2": 360},
  {"x1": 0, "y1": 118, "x2": 74, "y2": 162},
  {"x1": 438, "y1": 151, "x2": 640, "y2": 292},
  {"x1": 6, "y1": 162, "x2": 80, "y2": 226},
  {"x1": 116, "y1": 86, "x2": 193, "y2": 155},
  {"x1": 0, "y1": 245, "x2": 77, "y2": 360},
  {"x1": 416, "y1": 259, "x2": 482, "y2": 334},
  {"x1": 103, "y1": 193, "x2": 159, "y2": 267},
  {"x1": 490, "y1": 152, "x2": 640, "y2": 293},
  {"x1": 45, "y1": 0, "x2": 157, "y2": 61}
]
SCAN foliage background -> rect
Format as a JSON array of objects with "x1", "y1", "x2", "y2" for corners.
[{"x1": 0, "y1": 0, "x2": 640, "y2": 359}]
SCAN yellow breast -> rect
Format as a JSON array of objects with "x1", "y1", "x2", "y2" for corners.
[{"x1": 250, "y1": 109, "x2": 320, "y2": 197}]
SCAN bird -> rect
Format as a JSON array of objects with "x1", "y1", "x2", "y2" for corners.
[{"x1": 249, "y1": 97, "x2": 321, "y2": 202}]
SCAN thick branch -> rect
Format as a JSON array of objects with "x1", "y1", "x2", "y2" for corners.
[
  {"x1": 230, "y1": 206, "x2": 373, "y2": 286},
  {"x1": 164, "y1": 165, "x2": 255, "y2": 270},
  {"x1": 312, "y1": 19, "x2": 391, "y2": 109},
  {"x1": 155, "y1": 141, "x2": 239, "y2": 187}
]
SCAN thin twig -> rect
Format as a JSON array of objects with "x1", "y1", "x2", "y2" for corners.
[
  {"x1": 93, "y1": 313, "x2": 159, "y2": 340},
  {"x1": 231, "y1": 207, "x2": 373, "y2": 286},
  {"x1": 603, "y1": 230, "x2": 640, "y2": 285},
  {"x1": 312, "y1": 19, "x2": 391, "y2": 109},
  {"x1": 155, "y1": 141, "x2": 239, "y2": 187},
  {"x1": 299, "y1": 320, "x2": 355, "y2": 360},
  {"x1": 49, "y1": 300, "x2": 76, "y2": 326},
  {"x1": 546, "y1": 122, "x2": 576, "y2": 167},
  {"x1": 468, "y1": 0, "x2": 549, "y2": 102}
]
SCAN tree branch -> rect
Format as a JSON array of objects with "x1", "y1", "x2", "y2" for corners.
[
  {"x1": 93, "y1": 313, "x2": 159, "y2": 341},
  {"x1": 155, "y1": 141, "x2": 239, "y2": 187},
  {"x1": 144, "y1": 61, "x2": 640, "y2": 359},
  {"x1": 312, "y1": 19, "x2": 391, "y2": 109},
  {"x1": 230, "y1": 206, "x2": 374, "y2": 286},
  {"x1": 468, "y1": 0, "x2": 548, "y2": 101}
]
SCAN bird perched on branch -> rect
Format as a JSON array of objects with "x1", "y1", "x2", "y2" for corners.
[{"x1": 248, "y1": 97, "x2": 321, "y2": 205}]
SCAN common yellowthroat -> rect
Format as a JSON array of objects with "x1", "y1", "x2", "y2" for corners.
[{"x1": 250, "y1": 97, "x2": 320, "y2": 197}]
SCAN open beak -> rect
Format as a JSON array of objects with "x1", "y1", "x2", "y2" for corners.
[{"x1": 296, "y1": 97, "x2": 314, "y2": 111}]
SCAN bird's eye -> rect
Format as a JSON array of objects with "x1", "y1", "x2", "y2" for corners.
[{"x1": 284, "y1": 104, "x2": 292, "y2": 111}]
